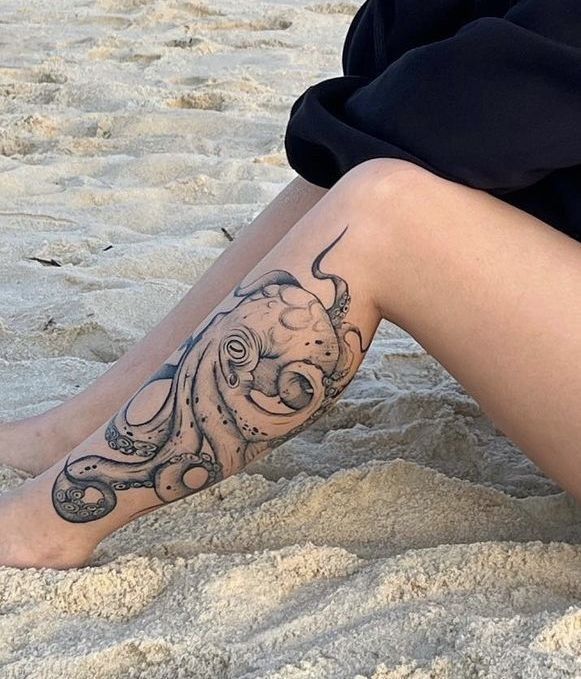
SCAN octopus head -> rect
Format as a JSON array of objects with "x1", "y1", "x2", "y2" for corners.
[{"x1": 214, "y1": 276, "x2": 349, "y2": 440}]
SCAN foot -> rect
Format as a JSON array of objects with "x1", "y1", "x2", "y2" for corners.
[
  {"x1": 0, "y1": 410, "x2": 84, "y2": 477},
  {"x1": 0, "y1": 481, "x2": 97, "y2": 569}
]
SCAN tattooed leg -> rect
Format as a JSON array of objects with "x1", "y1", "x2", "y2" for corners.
[
  {"x1": 0, "y1": 176, "x2": 327, "y2": 476},
  {"x1": 0, "y1": 157, "x2": 390, "y2": 568},
  {"x1": 51, "y1": 227, "x2": 370, "y2": 523},
  {"x1": 5, "y1": 157, "x2": 581, "y2": 568}
]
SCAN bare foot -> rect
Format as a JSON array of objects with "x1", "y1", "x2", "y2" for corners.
[
  {"x1": 0, "y1": 481, "x2": 97, "y2": 569},
  {"x1": 0, "y1": 410, "x2": 86, "y2": 477}
]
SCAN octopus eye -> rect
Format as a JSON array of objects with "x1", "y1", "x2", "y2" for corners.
[
  {"x1": 220, "y1": 328, "x2": 259, "y2": 387},
  {"x1": 225, "y1": 337, "x2": 248, "y2": 363}
]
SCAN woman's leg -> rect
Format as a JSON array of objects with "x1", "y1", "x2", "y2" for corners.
[
  {"x1": 0, "y1": 176, "x2": 327, "y2": 475},
  {"x1": 0, "y1": 160, "x2": 388, "y2": 568},
  {"x1": 365, "y1": 160, "x2": 581, "y2": 496},
  {"x1": 2, "y1": 157, "x2": 581, "y2": 569}
]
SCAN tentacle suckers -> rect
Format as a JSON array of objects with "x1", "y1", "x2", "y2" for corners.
[{"x1": 52, "y1": 228, "x2": 366, "y2": 523}]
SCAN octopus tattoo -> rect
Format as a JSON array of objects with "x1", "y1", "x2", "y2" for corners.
[{"x1": 52, "y1": 228, "x2": 366, "y2": 523}]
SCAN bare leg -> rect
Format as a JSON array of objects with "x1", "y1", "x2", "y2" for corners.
[
  {"x1": 2, "y1": 158, "x2": 581, "y2": 569},
  {"x1": 363, "y1": 160, "x2": 581, "y2": 498},
  {"x1": 0, "y1": 176, "x2": 327, "y2": 475}
]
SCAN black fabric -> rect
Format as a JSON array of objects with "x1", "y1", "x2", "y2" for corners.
[{"x1": 284, "y1": 0, "x2": 581, "y2": 241}]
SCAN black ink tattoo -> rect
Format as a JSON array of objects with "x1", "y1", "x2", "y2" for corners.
[{"x1": 52, "y1": 228, "x2": 367, "y2": 523}]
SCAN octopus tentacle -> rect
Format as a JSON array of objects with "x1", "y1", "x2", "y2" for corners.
[
  {"x1": 52, "y1": 229, "x2": 367, "y2": 524},
  {"x1": 52, "y1": 454, "x2": 156, "y2": 522},
  {"x1": 155, "y1": 452, "x2": 222, "y2": 503},
  {"x1": 234, "y1": 271, "x2": 300, "y2": 298},
  {"x1": 107, "y1": 342, "x2": 193, "y2": 455},
  {"x1": 311, "y1": 226, "x2": 350, "y2": 326}
]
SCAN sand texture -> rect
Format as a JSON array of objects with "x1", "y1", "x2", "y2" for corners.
[{"x1": 1, "y1": 0, "x2": 581, "y2": 677}]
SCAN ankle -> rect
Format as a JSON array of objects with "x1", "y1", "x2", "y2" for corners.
[{"x1": 0, "y1": 482, "x2": 98, "y2": 569}]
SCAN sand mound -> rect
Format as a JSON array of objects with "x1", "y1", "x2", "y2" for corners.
[{"x1": 1, "y1": 0, "x2": 580, "y2": 676}]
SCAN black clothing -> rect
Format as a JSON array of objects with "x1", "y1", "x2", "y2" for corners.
[{"x1": 284, "y1": 0, "x2": 581, "y2": 241}]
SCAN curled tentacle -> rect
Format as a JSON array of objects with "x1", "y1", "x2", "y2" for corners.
[
  {"x1": 106, "y1": 338, "x2": 204, "y2": 457},
  {"x1": 53, "y1": 458, "x2": 118, "y2": 523},
  {"x1": 52, "y1": 454, "x2": 156, "y2": 522},
  {"x1": 311, "y1": 226, "x2": 350, "y2": 326},
  {"x1": 217, "y1": 359, "x2": 327, "y2": 442}
]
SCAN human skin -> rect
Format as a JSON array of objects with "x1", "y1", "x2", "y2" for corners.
[
  {"x1": 1, "y1": 158, "x2": 581, "y2": 569},
  {"x1": 0, "y1": 176, "x2": 327, "y2": 476}
]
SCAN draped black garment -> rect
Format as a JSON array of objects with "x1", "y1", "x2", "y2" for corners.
[{"x1": 284, "y1": 0, "x2": 581, "y2": 241}]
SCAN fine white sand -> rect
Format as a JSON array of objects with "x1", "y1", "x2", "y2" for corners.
[{"x1": 1, "y1": 1, "x2": 581, "y2": 677}]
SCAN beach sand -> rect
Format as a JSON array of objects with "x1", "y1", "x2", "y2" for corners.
[{"x1": 1, "y1": 0, "x2": 581, "y2": 676}]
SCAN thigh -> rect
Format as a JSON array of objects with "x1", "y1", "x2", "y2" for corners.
[{"x1": 359, "y1": 159, "x2": 581, "y2": 499}]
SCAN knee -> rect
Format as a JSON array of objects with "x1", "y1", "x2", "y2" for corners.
[
  {"x1": 335, "y1": 158, "x2": 456, "y2": 229},
  {"x1": 338, "y1": 158, "x2": 443, "y2": 198},
  {"x1": 331, "y1": 158, "x2": 453, "y2": 251},
  {"x1": 328, "y1": 159, "x2": 471, "y2": 316}
]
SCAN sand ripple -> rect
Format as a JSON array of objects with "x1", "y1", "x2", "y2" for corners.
[{"x1": 1, "y1": 0, "x2": 580, "y2": 676}]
